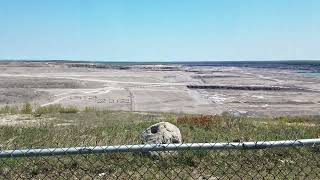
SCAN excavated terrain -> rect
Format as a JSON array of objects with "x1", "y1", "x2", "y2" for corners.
[{"x1": 0, "y1": 61, "x2": 319, "y2": 117}]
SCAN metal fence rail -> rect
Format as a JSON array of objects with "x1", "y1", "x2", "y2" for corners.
[
  {"x1": 1, "y1": 138, "x2": 320, "y2": 158},
  {"x1": 1, "y1": 139, "x2": 320, "y2": 179}
]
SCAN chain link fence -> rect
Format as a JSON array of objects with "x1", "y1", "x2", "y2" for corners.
[{"x1": 1, "y1": 139, "x2": 320, "y2": 179}]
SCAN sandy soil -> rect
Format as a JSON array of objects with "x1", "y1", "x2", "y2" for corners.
[{"x1": 0, "y1": 61, "x2": 319, "y2": 116}]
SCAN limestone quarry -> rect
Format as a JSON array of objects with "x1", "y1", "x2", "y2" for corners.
[{"x1": 0, "y1": 61, "x2": 319, "y2": 117}]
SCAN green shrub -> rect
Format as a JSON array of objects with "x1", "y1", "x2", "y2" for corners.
[
  {"x1": 0, "y1": 105, "x2": 10, "y2": 114},
  {"x1": 21, "y1": 103, "x2": 33, "y2": 114},
  {"x1": 277, "y1": 116, "x2": 306, "y2": 124},
  {"x1": 83, "y1": 107, "x2": 95, "y2": 113},
  {"x1": 10, "y1": 106, "x2": 19, "y2": 114},
  {"x1": 34, "y1": 104, "x2": 64, "y2": 115},
  {"x1": 59, "y1": 107, "x2": 79, "y2": 113},
  {"x1": 34, "y1": 105, "x2": 79, "y2": 115},
  {"x1": 0, "y1": 105, "x2": 21, "y2": 114}
]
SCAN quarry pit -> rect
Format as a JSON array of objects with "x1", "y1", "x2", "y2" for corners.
[{"x1": 0, "y1": 61, "x2": 319, "y2": 117}]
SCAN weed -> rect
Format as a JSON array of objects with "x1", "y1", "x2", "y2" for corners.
[
  {"x1": 21, "y1": 102, "x2": 33, "y2": 114},
  {"x1": 84, "y1": 107, "x2": 95, "y2": 113},
  {"x1": 221, "y1": 112, "x2": 242, "y2": 129},
  {"x1": 277, "y1": 116, "x2": 306, "y2": 124},
  {"x1": 0, "y1": 105, "x2": 19, "y2": 114},
  {"x1": 34, "y1": 105, "x2": 79, "y2": 115},
  {"x1": 59, "y1": 106, "x2": 79, "y2": 113},
  {"x1": 0, "y1": 105, "x2": 11, "y2": 114}
]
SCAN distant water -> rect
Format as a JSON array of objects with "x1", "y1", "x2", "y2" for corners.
[
  {"x1": 98, "y1": 60, "x2": 320, "y2": 75},
  {"x1": 2, "y1": 59, "x2": 320, "y2": 75},
  {"x1": 185, "y1": 61, "x2": 320, "y2": 76},
  {"x1": 184, "y1": 61, "x2": 320, "y2": 75},
  {"x1": 300, "y1": 72, "x2": 320, "y2": 77}
]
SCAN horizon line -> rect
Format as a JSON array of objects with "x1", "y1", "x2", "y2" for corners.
[{"x1": 0, "y1": 59, "x2": 320, "y2": 63}]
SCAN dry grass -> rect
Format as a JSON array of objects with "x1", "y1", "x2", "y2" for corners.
[
  {"x1": 176, "y1": 113, "x2": 243, "y2": 130},
  {"x1": 177, "y1": 115, "x2": 211, "y2": 126},
  {"x1": 0, "y1": 103, "x2": 80, "y2": 116},
  {"x1": 0, "y1": 106, "x2": 320, "y2": 179}
]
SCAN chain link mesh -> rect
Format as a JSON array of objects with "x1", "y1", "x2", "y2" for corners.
[{"x1": 1, "y1": 139, "x2": 320, "y2": 179}]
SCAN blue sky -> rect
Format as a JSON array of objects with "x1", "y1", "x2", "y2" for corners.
[{"x1": 0, "y1": 0, "x2": 319, "y2": 61}]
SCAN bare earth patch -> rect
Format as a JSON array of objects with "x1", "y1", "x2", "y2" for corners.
[{"x1": 0, "y1": 61, "x2": 319, "y2": 116}]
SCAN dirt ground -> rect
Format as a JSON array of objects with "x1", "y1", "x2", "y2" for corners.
[{"x1": 0, "y1": 61, "x2": 319, "y2": 116}]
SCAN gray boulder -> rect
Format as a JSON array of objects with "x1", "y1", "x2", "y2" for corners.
[
  {"x1": 141, "y1": 122, "x2": 182, "y2": 144},
  {"x1": 140, "y1": 122, "x2": 182, "y2": 157}
]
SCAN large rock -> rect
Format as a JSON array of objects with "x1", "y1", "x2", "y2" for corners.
[
  {"x1": 140, "y1": 122, "x2": 182, "y2": 157},
  {"x1": 141, "y1": 122, "x2": 182, "y2": 144}
]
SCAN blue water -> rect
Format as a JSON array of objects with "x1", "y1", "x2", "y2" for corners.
[
  {"x1": 116, "y1": 60, "x2": 320, "y2": 76},
  {"x1": 2, "y1": 59, "x2": 320, "y2": 75},
  {"x1": 300, "y1": 72, "x2": 320, "y2": 77},
  {"x1": 98, "y1": 60, "x2": 320, "y2": 74}
]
